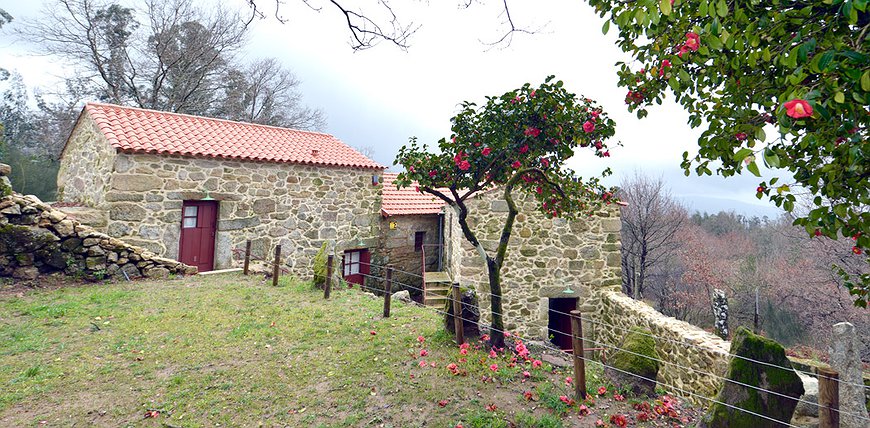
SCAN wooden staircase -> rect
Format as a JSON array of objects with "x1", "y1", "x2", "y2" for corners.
[{"x1": 423, "y1": 271, "x2": 452, "y2": 307}]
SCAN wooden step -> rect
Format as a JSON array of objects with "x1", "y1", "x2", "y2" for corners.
[{"x1": 424, "y1": 296, "x2": 449, "y2": 306}]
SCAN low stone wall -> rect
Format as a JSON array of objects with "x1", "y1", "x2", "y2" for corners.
[
  {"x1": 584, "y1": 288, "x2": 730, "y2": 402},
  {"x1": 0, "y1": 188, "x2": 196, "y2": 281}
]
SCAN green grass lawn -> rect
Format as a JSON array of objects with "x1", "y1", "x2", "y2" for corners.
[{"x1": 0, "y1": 274, "x2": 698, "y2": 427}]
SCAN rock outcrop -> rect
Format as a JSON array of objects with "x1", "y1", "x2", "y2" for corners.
[
  {"x1": 700, "y1": 327, "x2": 804, "y2": 428},
  {"x1": 605, "y1": 326, "x2": 661, "y2": 397}
]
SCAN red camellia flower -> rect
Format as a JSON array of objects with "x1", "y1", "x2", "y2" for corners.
[
  {"x1": 685, "y1": 32, "x2": 700, "y2": 51},
  {"x1": 532, "y1": 359, "x2": 542, "y2": 368},
  {"x1": 530, "y1": 89, "x2": 537, "y2": 98},
  {"x1": 489, "y1": 364, "x2": 498, "y2": 372},
  {"x1": 815, "y1": 229, "x2": 822, "y2": 237},
  {"x1": 535, "y1": 186, "x2": 543, "y2": 194},
  {"x1": 583, "y1": 121, "x2": 595, "y2": 133},
  {"x1": 417, "y1": 335, "x2": 425, "y2": 343},
  {"x1": 594, "y1": 141, "x2": 603, "y2": 150},
  {"x1": 578, "y1": 404, "x2": 590, "y2": 416},
  {"x1": 519, "y1": 144, "x2": 529, "y2": 154},
  {"x1": 429, "y1": 170, "x2": 437, "y2": 178},
  {"x1": 597, "y1": 386, "x2": 607, "y2": 395},
  {"x1": 756, "y1": 186, "x2": 765, "y2": 193},
  {"x1": 523, "y1": 127, "x2": 541, "y2": 137},
  {"x1": 420, "y1": 349, "x2": 428, "y2": 357},
  {"x1": 482, "y1": 147, "x2": 492, "y2": 156},
  {"x1": 540, "y1": 157, "x2": 550, "y2": 167},
  {"x1": 784, "y1": 99, "x2": 813, "y2": 118},
  {"x1": 438, "y1": 399, "x2": 449, "y2": 407},
  {"x1": 458, "y1": 160, "x2": 471, "y2": 171},
  {"x1": 370, "y1": 330, "x2": 376, "y2": 335},
  {"x1": 485, "y1": 403, "x2": 497, "y2": 412},
  {"x1": 523, "y1": 390, "x2": 533, "y2": 401},
  {"x1": 610, "y1": 414, "x2": 628, "y2": 427},
  {"x1": 735, "y1": 132, "x2": 748, "y2": 140},
  {"x1": 853, "y1": 246, "x2": 863, "y2": 255},
  {"x1": 512, "y1": 161, "x2": 522, "y2": 169}
]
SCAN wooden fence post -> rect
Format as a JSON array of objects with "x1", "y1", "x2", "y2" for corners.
[
  {"x1": 324, "y1": 255, "x2": 334, "y2": 299},
  {"x1": 383, "y1": 267, "x2": 393, "y2": 318},
  {"x1": 243, "y1": 240, "x2": 252, "y2": 275},
  {"x1": 452, "y1": 282, "x2": 464, "y2": 345},
  {"x1": 271, "y1": 245, "x2": 281, "y2": 287},
  {"x1": 818, "y1": 367, "x2": 840, "y2": 428},
  {"x1": 570, "y1": 310, "x2": 588, "y2": 401}
]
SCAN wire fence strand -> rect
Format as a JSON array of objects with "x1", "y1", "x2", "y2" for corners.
[
  {"x1": 341, "y1": 272, "x2": 808, "y2": 427},
  {"x1": 354, "y1": 259, "x2": 869, "y2": 391}
]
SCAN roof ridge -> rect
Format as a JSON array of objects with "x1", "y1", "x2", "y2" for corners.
[{"x1": 85, "y1": 102, "x2": 336, "y2": 138}]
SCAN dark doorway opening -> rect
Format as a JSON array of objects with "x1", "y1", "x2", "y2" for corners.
[
  {"x1": 178, "y1": 200, "x2": 218, "y2": 272},
  {"x1": 548, "y1": 297, "x2": 578, "y2": 352}
]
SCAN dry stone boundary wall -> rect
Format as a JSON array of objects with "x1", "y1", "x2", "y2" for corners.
[
  {"x1": 584, "y1": 288, "x2": 730, "y2": 403},
  {"x1": 0, "y1": 166, "x2": 196, "y2": 281}
]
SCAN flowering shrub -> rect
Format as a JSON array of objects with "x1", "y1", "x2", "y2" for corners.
[
  {"x1": 395, "y1": 77, "x2": 618, "y2": 345},
  {"x1": 590, "y1": 0, "x2": 870, "y2": 305}
]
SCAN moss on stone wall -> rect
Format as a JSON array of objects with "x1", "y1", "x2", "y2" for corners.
[
  {"x1": 312, "y1": 242, "x2": 328, "y2": 288},
  {"x1": 606, "y1": 326, "x2": 660, "y2": 396}
]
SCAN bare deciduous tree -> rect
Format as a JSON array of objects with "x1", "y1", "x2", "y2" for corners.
[
  {"x1": 618, "y1": 171, "x2": 687, "y2": 300},
  {"x1": 20, "y1": 0, "x2": 323, "y2": 130}
]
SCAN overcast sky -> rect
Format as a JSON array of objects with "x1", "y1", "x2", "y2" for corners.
[{"x1": 0, "y1": 0, "x2": 782, "y2": 217}]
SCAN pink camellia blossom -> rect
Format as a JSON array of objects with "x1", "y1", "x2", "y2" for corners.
[
  {"x1": 481, "y1": 334, "x2": 490, "y2": 341},
  {"x1": 519, "y1": 144, "x2": 529, "y2": 154},
  {"x1": 408, "y1": 166, "x2": 415, "y2": 173},
  {"x1": 482, "y1": 147, "x2": 492, "y2": 156},
  {"x1": 420, "y1": 349, "x2": 428, "y2": 357},
  {"x1": 419, "y1": 360, "x2": 427, "y2": 367},
  {"x1": 458, "y1": 160, "x2": 471, "y2": 171},
  {"x1": 512, "y1": 161, "x2": 522, "y2": 169},
  {"x1": 565, "y1": 377, "x2": 573, "y2": 385},
  {"x1": 594, "y1": 141, "x2": 603, "y2": 150},
  {"x1": 429, "y1": 170, "x2": 437, "y2": 178},
  {"x1": 540, "y1": 157, "x2": 550, "y2": 167},
  {"x1": 559, "y1": 395, "x2": 570, "y2": 404},
  {"x1": 535, "y1": 186, "x2": 543, "y2": 194},
  {"x1": 489, "y1": 364, "x2": 498, "y2": 372},
  {"x1": 603, "y1": 151, "x2": 610, "y2": 157},
  {"x1": 583, "y1": 121, "x2": 595, "y2": 133},
  {"x1": 597, "y1": 386, "x2": 607, "y2": 395},
  {"x1": 591, "y1": 110, "x2": 600, "y2": 118},
  {"x1": 530, "y1": 89, "x2": 537, "y2": 98},
  {"x1": 523, "y1": 390, "x2": 533, "y2": 401},
  {"x1": 523, "y1": 370, "x2": 531, "y2": 378},
  {"x1": 523, "y1": 127, "x2": 541, "y2": 138},
  {"x1": 532, "y1": 359, "x2": 542, "y2": 368},
  {"x1": 489, "y1": 349, "x2": 498, "y2": 358},
  {"x1": 735, "y1": 132, "x2": 748, "y2": 141},
  {"x1": 784, "y1": 99, "x2": 813, "y2": 118},
  {"x1": 417, "y1": 335, "x2": 425, "y2": 343}
]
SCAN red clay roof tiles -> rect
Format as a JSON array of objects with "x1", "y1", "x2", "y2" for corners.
[
  {"x1": 84, "y1": 102, "x2": 383, "y2": 169},
  {"x1": 381, "y1": 172, "x2": 449, "y2": 216}
]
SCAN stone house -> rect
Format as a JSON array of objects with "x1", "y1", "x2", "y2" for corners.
[
  {"x1": 57, "y1": 102, "x2": 621, "y2": 352},
  {"x1": 58, "y1": 102, "x2": 384, "y2": 277}
]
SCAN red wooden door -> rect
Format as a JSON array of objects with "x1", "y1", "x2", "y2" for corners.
[
  {"x1": 178, "y1": 201, "x2": 218, "y2": 272},
  {"x1": 342, "y1": 249, "x2": 370, "y2": 286},
  {"x1": 548, "y1": 298, "x2": 578, "y2": 351}
]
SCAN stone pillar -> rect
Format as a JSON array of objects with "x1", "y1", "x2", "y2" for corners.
[
  {"x1": 0, "y1": 163, "x2": 12, "y2": 197},
  {"x1": 711, "y1": 289, "x2": 729, "y2": 340},
  {"x1": 829, "y1": 322, "x2": 870, "y2": 428}
]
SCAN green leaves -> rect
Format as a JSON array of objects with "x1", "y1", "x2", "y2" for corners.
[{"x1": 660, "y1": 0, "x2": 672, "y2": 16}]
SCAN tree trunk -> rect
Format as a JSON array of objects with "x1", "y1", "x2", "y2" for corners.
[{"x1": 487, "y1": 258, "x2": 506, "y2": 349}]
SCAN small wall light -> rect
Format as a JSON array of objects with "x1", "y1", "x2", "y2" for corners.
[
  {"x1": 389, "y1": 221, "x2": 397, "y2": 230},
  {"x1": 201, "y1": 191, "x2": 215, "y2": 201}
]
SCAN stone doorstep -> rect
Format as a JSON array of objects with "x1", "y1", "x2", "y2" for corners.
[{"x1": 198, "y1": 268, "x2": 243, "y2": 276}]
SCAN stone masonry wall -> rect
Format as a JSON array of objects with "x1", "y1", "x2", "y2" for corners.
[
  {"x1": 376, "y1": 214, "x2": 441, "y2": 294},
  {"x1": 451, "y1": 189, "x2": 622, "y2": 339},
  {"x1": 585, "y1": 288, "x2": 730, "y2": 403},
  {"x1": 73, "y1": 152, "x2": 382, "y2": 276},
  {"x1": 0, "y1": 187, "x2": 195, "y2": 281},
  {"x1": 57, "y1": 113, "x2": 117, "y2": 207}
]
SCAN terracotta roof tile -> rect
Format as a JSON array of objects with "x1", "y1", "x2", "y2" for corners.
[
  {"x1": 381, "y1": 172, "x2": 450, "y2": 216},
  {"x1": 83, "y1": 102, "x2": 384, "y2": 169}
]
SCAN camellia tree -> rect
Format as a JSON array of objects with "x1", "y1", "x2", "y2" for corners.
[
  {"x1": 587, "y1": 0, "x2": 870, "y2": 306},
  {"x1": 394, "y1": 77, "x2": 617, "y2": 348}
]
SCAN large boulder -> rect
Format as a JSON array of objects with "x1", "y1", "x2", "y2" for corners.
[
  {"x1": 605, "y1": 326, "x2": 660, "y2": 397},
  {"x1": 444, "y1": 287, "x2": 481, "y2": 339},
  {"x1": 700, "y1": 327, "x2": 804, "y2": 428}
]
